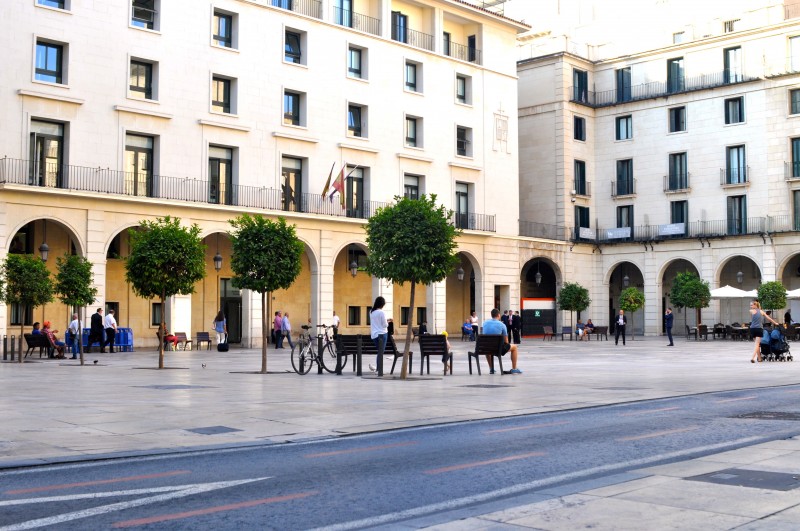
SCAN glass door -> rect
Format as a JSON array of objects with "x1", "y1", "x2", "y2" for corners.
[
  {"x1": 29, "y1": 120, "x2": 63, "y2": 188},
  {"x1": 209, "y1": 146, "x2": 232, "y2": 205},
  {"x1": 124, "y1": 134, "x2": 153, "y2": 197}
]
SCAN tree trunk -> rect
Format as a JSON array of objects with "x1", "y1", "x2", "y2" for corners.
[
  {"x1": 158, "y1": 296, "x2": 165, "y2": 369},
  {"x1": 630, "y1": 313, "x2": 635, "y2": 340},
  {"x1": 261, "y1": 291, "x2": 268, "y2": 374},
  {"x1": 696, "y1": 308, "x2": 702, "y2": 326},
  {"x1": 400, "y1": 282, "x2": 415, "y2": 379},
  {"x1": 19, "y1": 309, "x2": 25, "y2": 363},
  {"x1": 79, "y1": 306, "x2": 85, "y2": 366}
]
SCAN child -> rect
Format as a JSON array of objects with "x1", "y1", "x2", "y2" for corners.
[{"x1": 442, "y1": 331, "x2": 453, "y2": 375}]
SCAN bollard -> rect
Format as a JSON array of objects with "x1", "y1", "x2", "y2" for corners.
[
  {"x1": 2, "y1": 334, "x2": 6, "y2": 361},
  {"x1": 317, "y1": 334, "x2": 324, "y2": 374},
  {"x1": 377, "y1": 335, "x2": 384, "y2": 377},
  {"x1": 335, "y1": 338, "x2": 343, "y2": 376},
  {"x1": 356, "y1": 335, "x2": 362, "y2": 376},
  {"x1": 10, "y1": 334, "x2": 16, "y2": 362}
]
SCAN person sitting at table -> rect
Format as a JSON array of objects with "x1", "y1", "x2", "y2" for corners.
[
  {"x1": 42, "y1": 321, "x2": 66, "y2": 358},
  {"x1": 160, "y1": 324, "x2": 179, "y2": 350}
]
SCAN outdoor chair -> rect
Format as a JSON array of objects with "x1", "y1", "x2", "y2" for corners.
[
  {"x1": 174, "y1": 332, "x2": 192, "y2": 350},
  {"x1": 560, "y1": 326, "x2": 573, "y2": 340},
  {"x1": 542, "y1": 326, "x2": 556, "y2": 341},
  {"x1": 686, "y1": 324, "x2": 698, "y2": 340},
  {"x1": 418, "y1": 334, "x2": 451, "y2": 375},
  {"x1": 467, "y1": 334, "x2": 505, "y2": 375},
  {"x1": 697, "y1": 324, "x2": 709, "y2": 340},
  {"x1": 195, "y1": 331, "x2": 212, "y2": 350}
]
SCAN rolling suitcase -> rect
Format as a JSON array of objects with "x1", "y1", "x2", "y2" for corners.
[{"x1": 217, "y1": 334, "x2": 229, "y2": 352}]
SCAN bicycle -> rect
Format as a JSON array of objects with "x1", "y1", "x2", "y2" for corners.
[{"x1": 291, "y1": 324, "x2": 345, "y2": 374}]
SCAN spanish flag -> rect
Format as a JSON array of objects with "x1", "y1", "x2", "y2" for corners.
[{"x1": 321, "y1": 162, "x2": 335, "y2": 199}]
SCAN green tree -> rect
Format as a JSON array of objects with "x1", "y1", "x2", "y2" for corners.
[
  {"x1": 619, "y1": 287, "x2": 645, "y2": 340},
  {"x1": 558, "y1": 282, "x2": 591, "y2": 328},
  {"x1": 0, "y1": 254, "x2": 54, "y2": 363},
  {"x1": 669, "y1": 272, "x2": 711, "y2": 326},
  {"x1": 125, "y1": 217, "x2": 206, "y2": 369},
  {"x1": 229, "y1": 214, "x2": 304, "y2": 374},
  {"x1": 757, "y1": 281, "x2": 787, "y2": 315},
  {"x1": 365, "y1": 195, "x2": 460, "y2": 378},
  {"x1": 55, "y1": 254, "x2": 98, "y2": 365}
]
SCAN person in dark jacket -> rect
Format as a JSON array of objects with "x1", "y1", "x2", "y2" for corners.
[
  {"x1": 88, "y1": 308, "x2": 105, "y2": 353},
  {"x1": 665, "y1": 307, "x2": 674, "y2": 346},
  {"x1": 615, "y1": 309, "x2": 628, "y2": 346},
  {"x1": 511, "y1": 311, "x2": 522, "y2": 344}
]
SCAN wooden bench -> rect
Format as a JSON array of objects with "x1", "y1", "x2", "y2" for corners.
[
  {"x1": 418, "y1": 335, "x2": 451, "y2": 375},
  {"x1": 586, "y1": 326, "x2": 608, "y2": 341},
  {"x1": 175, "y1": 332, "x2": 192, "y2": 350},
  {"x1": 195, "y1": 331, "x2": 212, "y2": 350},
  {"x1": 336, "y1": 334, "x2": 412, "y2": 375},
  {"x1": 467, "y1": 334, "x2": 505, "y2": 375},
  {"x1": 24, "y1": 333, "x2": 51, "y2": 358}
]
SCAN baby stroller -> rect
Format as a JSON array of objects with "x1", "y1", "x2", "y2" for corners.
[{"x1": 760, "y1": 327, "x2": 793, "y2": 362}]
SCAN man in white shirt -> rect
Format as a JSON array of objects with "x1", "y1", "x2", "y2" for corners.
[
  {"x1": 331, "y1": 310, "x2": 340, "y2": 338},
  {"x1": 103, "y1": 309, "x2": 118, "y2": 353},
  {"x1": 68, "y1": 313, "x2": 82, "y2": 359}
]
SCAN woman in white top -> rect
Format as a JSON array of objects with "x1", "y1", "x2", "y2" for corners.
[
  {"x1": 469, "y1": 311, "x2": 479, "y2": 338},
  {"x1": 370, "y1": 296, "x2": 389, "y2": 374}
]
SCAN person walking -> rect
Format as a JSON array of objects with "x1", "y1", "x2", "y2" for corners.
[
  {"x1": 665, "y1": 307, "x2": 674, "y2": 346},
  {"x1": 103, "y1": 309, "x2": 118, "y2": 353},
  {"x1": 614, "y1": 309, "x2": 627, "y2": 346},
  {"x1": 273, "y1": 311, "x2": 283, "y2": 349},
  {"x1": 750, "y1": 300, "x2": 779, "y2": 363},
  {"x1": 281, "y1": 312, "x2": 294, "y2": 350},
  {"x1": 213, "y1": 310, "x2": 227, "y2": 345},
  {"x1": 68, "y1": 313, "x2": 81, "y2": 359},
  {"x1": 88, "y1": 308, "x2": 104, "y2": 353},
  {"x1": 369, "y1": 296, "x2": 389, "y2": 375}
]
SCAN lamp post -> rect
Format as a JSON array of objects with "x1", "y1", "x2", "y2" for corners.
[
  {"x1": 535, "y1": 260, "x2": 542, "y2": 286},
  {"x1": 214, "y1": 234, "x2": 223, "y2": 313},
  {"x1": 39, "y1": 220, "x2": 49, "y2": 262}
]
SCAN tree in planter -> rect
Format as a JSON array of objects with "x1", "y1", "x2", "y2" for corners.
[
  {"x1": 619, "y1": 287, "x2": 645, "y2": 340},
  {"x1": 55, "y1": 254, "x2": 98, "y2": 366},
  {"x1": 757, "y1": 281, "x2": 787, "y2": 317},
  {"x1": 558, "y1": 282, "x2": 591, "y2": 330},
  {"x1": 669, "y1": 272, "x2": 711, "y2": 328},
  {"x1": 0, "y1": 254, "x2": 54, "y2": 363},
  {"x1": 365, "y1": 195, "x2": 460, "y2": 379},
  {"x1": 229, "y1": 214, "x2": 303, "y2": 374},
  {"x1": 124, "y1": 217, "x2": 206, "y2": 369}
]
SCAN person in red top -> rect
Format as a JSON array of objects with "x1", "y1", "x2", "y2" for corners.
[
  {"x1": 42, "y1": 321, "x2": 66, "y2": 358},
  {"x1": 160, "y1": 324, "x2": 179, "y2": 350}
]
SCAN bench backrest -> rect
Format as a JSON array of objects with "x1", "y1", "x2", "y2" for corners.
[
  {"x1": 595, "y1": 326, "x2": 608, "y2": 335},
  {"x1": 196, "y1": 331, "x2": 210, "y2": 341},
  {"x1": 24, "y1": 333, "x2": 50, "y2": 348},
  {"x1": 543, "y1": 326, "x2": 554, "y2": 335},
  {"x1": 471, "y1": 334, "x2": 504, "y2": 357},
  {"x1": 338, "y1": 334, "x2": 400, "y2": 356},
  {"x1": 175, "y1": 332, "x2": 189, "y2": 342},
  {"x1": 418, "y1": 335, "x2": 448, "y2": 356}
]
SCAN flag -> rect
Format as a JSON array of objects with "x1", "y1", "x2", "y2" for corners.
[
  {"x1": 339, "y1": 165, "x2": 359, "y2": 209},
  {"x1": 321, "y1": 162, "x2": 336, "y2": 200},
  {"x1": 330, "y1": 165, "x2": 346, "y2": 206}
]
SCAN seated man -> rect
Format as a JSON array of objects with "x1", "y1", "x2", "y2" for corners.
[
  {"x1": 42, "y1": 321, "x2": 66, "y2": 358},
  {"x1": 462, "y1": 319, "x2": 475, "y2": 341},
  {"x1": 32, "y1": 322, "x2": 43, "y2": 335},
  {"x1": 576, "y1": 319, "x2": 587, "y2": 341},
  {"x1": 481, "y1": 309, "x2": 521, "y2": 374}
]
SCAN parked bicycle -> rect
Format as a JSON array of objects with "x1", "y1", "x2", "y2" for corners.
[{"x1": 291, "y1": 324, "x2": 345, "y2": 374}]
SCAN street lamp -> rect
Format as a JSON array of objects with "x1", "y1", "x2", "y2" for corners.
[
  {"x1": 535, "y1": 260, "x2": 542, "y2": 286},
  {"x1": 623, "y1": 274, "x2": 630, "y2": 288},
  {"x1": 736, "y1": 270, "x2": 744, "y2": 284},
  {"x1": 38, "y1": 220, "x2": 49, "y2": 262},
  {"x1": 213, "y1": 251, "x2": 223, "y2": 272},
  {"x1": 350, "y1": 259, "x2": 358, "y2": 277},
  {"x1": 456, "y1": 266, "x2": 465, "y2": 281}
]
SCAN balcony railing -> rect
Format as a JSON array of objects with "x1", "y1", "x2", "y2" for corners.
[
  {"x1": 611, "y1": 178, "x2": 636, "y2": 197},
  {"x1": 664, "y1": 173, "x2": 690, "y2": 192},
  {"x1": 445, "y1": 41, "x2": 482, "y2": 64},
  {"x1": 271, "y1": 0, "x2": 322, "y2": 19},
  {"x1": 0, "y1": 158, "x2": 389, "y2": 220},
  {"x1": 332, "y1": 6, "x2": 380, "y2": 36},
  {"x1": 569, "y1": 70, "x2": 759, "y2": 108},
  {"x1": 720, "y1": 166, "x2": 749, "y2": 185},
  {"x1": 392, "y1": 25, "x2": 435, "y2": 52},
  {"x1": 786, "y1": 161, "x2": 800, "y2": 180},
  {"x1": 573, "y1": 180, "x2": 591, "y2": 197},
  {"x1": 519, "y1": 221, "x2": 570, "y2": 241},
  {"x1": 452, "y1": 212, "x2": 496, "y2": 232}
]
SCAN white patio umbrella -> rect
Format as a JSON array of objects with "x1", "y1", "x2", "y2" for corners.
[{"x1": 710, "y1": 285, "x2": 750, "y2": 324}]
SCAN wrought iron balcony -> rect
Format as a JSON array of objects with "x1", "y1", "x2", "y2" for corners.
[
  {"x1": 392, "y1": 24, "x2": 434, "y2": 52},
  {"x1": 445, "y1": 40, "x2": 482, "y2": 64},
  {"x1": 452, "y1": 212, "x2": 496, "y2": 232},
  {"x1": 519, "y1": 221, "x2": 570, "y2": 241},
  {"x1": 720, "y1": 166, "x2": 749, "y2": 185},
  {"x1": 332, "y1": 6, "x2": 380, "y2": 36},
  {"x1": 786, "y1": 161, "x2": 800, "y2": 180},
  {"x1": 573, "y1": 180, "x2": 591, "y2": 197},
  {"x1": 0, "y1": 157, "x2": 387, "y2": 220},
  {"x1": 271, "y1": 0, "x2": 322, "y2": 20},
  {"x1": 664, "y1": 173, "x2": 690, "y2": 192},
  {"x1": 611, "y1": 178, "x2": 636, "y2": 197},
  {"x1": 569, "y1": 70, "x2": 759, "y2": 108}
]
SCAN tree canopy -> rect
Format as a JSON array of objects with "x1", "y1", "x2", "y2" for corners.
[
  {"x1": 229, "y1": 214, "x2": 304, "y2": 374},
  {"x1": 1, "y1": 254, "x2": 54, "y2": 362},
  {"x1": 125, "y1": 216, "x2": 206, "y2": 368},
  {"x1": 757, "y1": 281, "x2": 787, "y2": 312},
  {"x1": 669, "y1": 271, "x2": 711, "y2": 324},
  {"x1": 619, "y1": 287, "x2": 645, "y2": 339},
  {"x1": 558, "y1": 282, "x2": 591, "y2": 326},
  {"x1": 55, "y1": 254, "x2": 97, "y2": 365},
  {"x1": 365, "y1": 195, "x2": 460, "y2": 378}
]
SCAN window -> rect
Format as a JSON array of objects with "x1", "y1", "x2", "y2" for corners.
[
  {"x1": 29, "y1": 119, "x2": 64, "y2": 188},
  {"x1": 365, "y1": 306, "x2": 372, "y2": 326},
  {"x1": 667, "y1": 57, "x2": 684, "y2": 93},
  {"x1": 456, "y1": 126, "x2": 472, "y2": 157},
  {"x1": 404, "y1": 174, "x2": 420, "y2": 199},
  {"x1": 791, "y1": 36, "x2": 800, "y2": 72},
  {"x1": 672, "y1": 31, "x2": 685, "y2": 44},
  {"x1": 443, "y1": 32, "x2": 451, "y2": 56},
  {"x1": 573, "y1": 69, "x2": 588, "y2": 102},
  {"x1": 345, "y1": 166, "x2": 364, "y2": 218},
  {"x1": 616, "y1": 67, "x2": 631, "y2": 102},
  {"x1": 37, "y1": 0, "x2": 66, "y2": 9},
  {"x1": 617, "y1": 205, "x2": 634, "y2": 229},
  {"x1": 455, "y1": 182, "x2": 470, "y2": 229},
  {"x1": 727, "y1": 195, "x2": 747, "y2": 234},
  {"x1": 131, "y1": 0, "x2": 158, "y2": 30},
  {"x1": 723, "y1": 19, "x2": 739, "y2": 33},
  {"x1": 574, "y1": 116, "x2": 586, "y2": 141},
  {"x1": 348, "y1": 104, "x2": 366, "y2": 137},
  {"x1": 405, "y1": 61, "x2": 420, "y2": 92},
  {"x1": 468, "y1": 35, "x2": 476, "y2": 62},
  {"x1": 794, "y1": 190, "x2": 800, "y2": 230},
  {"x1": 669, "y1": 106, "x2": 686, "y2": 132},
  {"x1": 400, "y1": 307, "x2": 410, "y2": 326},
  {"x1": 724, "y1": 46, "x2": 742, "y2": 83},
  {"x1": 406, "y1": 116, "x2": 422, "y2": 148},
  {"x1": 670, "y1": 200, "x2": 688, "y2": 224},
  {"x1": 724, "y1": 96, "x2": 744, "y2": 124},
  {"x1": 281, "y1": 156, "x2": 303, "y2": 212},
  {"x1": 417, "y1": 307, "x2": 427, "y2": 326},
  {"x1": 10, "y1": 303, "x2": 34, "y2": 326},
  {"x1": 348, "y1": 306, "x2": 361, "y2": 326},
  {"x1": 791, "y1": 138, "x2": 800, "y2": 178},
  {"x1": 213, "y1": 10, "x2": 234, "y2": 48},
  {"x1": 726, "y1": 145, "x2": 747, "y2": 184},
  {"x1": 348, "y1": 46, "x2": 363, "y2": 78},
  {"x1": 35, "y1": 41, "x2": 63, "y2": 84},
  {"x1": 792, "y1": 89, "x2": 800, "y2": 114},
  {"x1": 209, "y1": 145, "x2": 233, "y2": 205},
  {"x1": 455, "y1": 74, "x2": 471, "y2": 104},
  {"x1": 283, "y1": 90, "x2": 301, "y2": 126},
  {"x1": 334, "y1": 0, "x2": 352, "y2": 27},
  {"x1": 285, "y1": 30, "x2": 303, "y2": 64},
  {"x1": 124, "y1": 133, "x2": 154, "y2": 197},
  {"x1": 616, "y1": 115, "x2": 633, "y2": 140},
  {"x1": 391, "y1": 11, "x2": 408, "y2": 44},
  {"x1": 212, "y1": 76, "x2": 232, "y2": 114},
  {"x1": 129, "y1": 60, "x2": 153, "y2": 100},
  {"x1": 574, "y1": 160, "x2": 587, "y2": 195},
  {"x1": 668, "y1": 152, "x2": 688, "y2": 190},
  {"x1": 616, "y1": 159, "x2": 634, "y2": 196},
  {"x1": 575, "y1": 206, "x2": 590, "y2": 230}
]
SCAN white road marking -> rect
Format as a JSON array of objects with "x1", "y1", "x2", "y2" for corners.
[{"x1": 0, "y1": 477, "x2": 271, "y2": 531}]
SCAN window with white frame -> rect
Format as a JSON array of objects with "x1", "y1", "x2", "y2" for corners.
[
  {"x1": 348, "y1": 46, "x2": 367, "y2": 79},
  {"x1": 456, "y1": 126, "x2": 472, "y2": 157},
  {"x1": 130, "y1": 59, "x2": 156, "y2": 100},
  {"x1": 213, "y1": 9, "x2": 237, "y2": 49},
  {"x1": 456, "y1": 74, "x2": 471, "y2": 104},
  {"x1": 212, "y1": 75, "x2": 236, "y2": 114},
  {"x1": 405, "y1": 115, "x2": 422, "y2": 147},
  {"x1": 616, "y1": 115, "x2": 633, "y2": 140},
  {"x1": 284, "y1": 29, "x2": 305, "y2": 65},
  {"x1": 405, "y1": 60, "x2": 422, "y2": 92},
  {"x1": 35, "y1": 39, "x2": 66, "y2": 84},
  {"x1": 37, "y1": 0, "x2": 68, "y2": 10},
  {"x1": 131, "y1": 0, "x2": 159, "y2": 31}
]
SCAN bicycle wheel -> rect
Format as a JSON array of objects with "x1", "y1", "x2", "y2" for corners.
[
  {"x1": 320, "y1": 340, "x2": 345, "y2": 373},
  {"x1": 291, "y1": 341, "x2": 313, "y2": 375}
]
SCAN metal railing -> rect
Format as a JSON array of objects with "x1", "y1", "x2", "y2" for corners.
[
  {"x1": 569, "y1": 70, "x2": 759, "y2": 108},
  {"x1": 446, "y1": 41, "x2": 482, "y2": 64},
  {"x1": 332, "y1": 7, "x2": 380, "y2": 36},
  {"x1": 519, "y1": 221, "x2": 570, "y2": 241},
  {"x1": 664, "y1": 173, "x2": 690, "y2": 192},
  {"x1": 720, "y1": 166, "x2": 749, "y2": 185},
  {"x1": 272, "y1": 0, "x2": 322, "y2": 19},
  {"x1": 786, "y1": 161, "x2": 800, "y2": 180},
  {"x1": 452, "y1": 212, "x2": 496, "y2": 232},
  {"x1": 392, "y1": 25, "x2": 435, "y2": 52},
  {"x1": 611, "y1": 179, "x2": 636, "y2": 197},
  {"x1": 573, "y1": 180, "x2": 591, "y2": 197}
]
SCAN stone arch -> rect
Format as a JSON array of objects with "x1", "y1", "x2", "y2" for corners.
[
  {"x1": 521, "y1": 256, "x2": 562, "y2": 299},
  {"x1": 7, "y1": 215, "x2": 85, "y2": 257}
]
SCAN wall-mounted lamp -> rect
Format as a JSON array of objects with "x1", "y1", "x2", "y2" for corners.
[
  {"x1": 623, "y1": 274, "x2": 630, "y2": 288},
  {"x1": 535, "y1": 260, "x2": 542, "y2": 286},
  {"x1": 456, "y1": 266, "x2": 465, "y2": 281},
  {"x1": 213, "y1": 233, "x2": 223, "y2": 272},
  {"x1": 38, "y1": 220, "x2": 49, "y2": 262}
]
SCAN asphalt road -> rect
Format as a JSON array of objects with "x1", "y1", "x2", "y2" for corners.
[{"x1": 2, "y1": 385, "x2": 800, "y2": 530}]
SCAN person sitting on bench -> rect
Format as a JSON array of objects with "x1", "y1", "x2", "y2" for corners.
[
  {"x1": 161, "y1": 324, "x2": 179, "y2": 350},
  {"x1": 42, "y1": 321, "x2": 66, "y2": 358}
]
